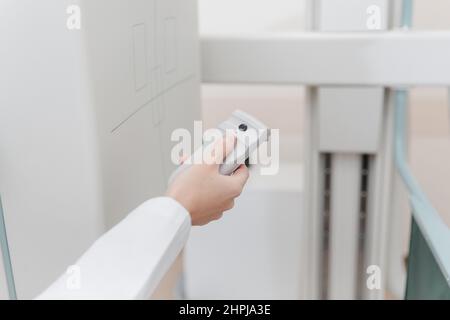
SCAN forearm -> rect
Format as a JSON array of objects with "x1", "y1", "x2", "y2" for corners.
[{"x1": 36, "y1": 197, "x2": 191, "y2": 300}]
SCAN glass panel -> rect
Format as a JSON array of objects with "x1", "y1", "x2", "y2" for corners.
[
  {"x1": 406, "y1": 219, "x2": 450, "y2": 300},
  {"x1": 0, "y1": 196, "x2": 17, "y2": 300}
]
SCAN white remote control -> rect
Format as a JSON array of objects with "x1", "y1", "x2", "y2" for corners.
[{"x1": 168, "y1": 110, "x2": 270, "y2": 185}]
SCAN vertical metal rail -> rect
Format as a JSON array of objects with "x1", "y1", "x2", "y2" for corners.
[
  {"x1": 328, "y1": 154, "x2": 362, "y2": 299},
  {"x1": 0, "y1": 196, "x2": 17, "y2": 299}
]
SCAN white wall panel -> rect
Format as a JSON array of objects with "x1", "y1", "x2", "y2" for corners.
[
  {"x1": 0, "y1": 0, "x2": 201, "y2": 299},
  {"x1": 0, "y1": 0, "x2": 103, "y2": 298}
]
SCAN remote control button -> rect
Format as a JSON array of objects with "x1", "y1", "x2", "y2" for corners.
[{"x1": 238, "y1": 123, "x2": 248, "y2": 132}]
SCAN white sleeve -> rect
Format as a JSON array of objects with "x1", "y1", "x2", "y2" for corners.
[{"x1": 36, "y1": 197, "x2": 191, "y2": 300}]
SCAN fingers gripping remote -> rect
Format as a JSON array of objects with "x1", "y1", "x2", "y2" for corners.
[{"x1": 168, "y1": 110, "x2": 270, "y2": 185}]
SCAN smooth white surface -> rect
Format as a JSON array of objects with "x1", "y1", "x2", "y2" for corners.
[
  {"x1": 37, "y1": 197, "x2": 190, "y2": 300},
  {"x1": 0, "y1": 0, "x2": 104, "y2": 298},
  {"x1": 312, "y1": 0, "x2": 389, "y2": 31},
  {"x1": 157, "y1": 0, "x2": 199, "y2": 92},
  {"x1": 201, "y1": 31, "x2": 450, "y2": 86},
  {"x1": 328, "y1": 155, "x2": 361, "y2": 300},
  {"x1": 300, "y1": 89, "x2": 323, "y2": 299},
  {"x1": 0, "y1": 0, "x2": 200, "y2": 298},
  {"x1": 363, "y1": 93, "x2": 398, "y2": 300},
  {"x1": 185, "y1": 164, "x2": 304, "y2": 299},
  {"x1": 318, "y1": 87, "x2": 384, "y2": 153},
  {"x1": 199, "y1": 0, "x2": 307, "y2": 35},
  {"x1": 159, "y1": 78, "x2": 202, "y2": 180}
]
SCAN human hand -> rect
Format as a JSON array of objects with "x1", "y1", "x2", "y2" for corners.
[{"x1": 166, "y1": 134, "x2": 250, "y2": 226}]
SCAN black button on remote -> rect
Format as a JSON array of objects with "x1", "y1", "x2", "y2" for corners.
[{"x1": 238, "y1": 123, "x2": 248, "y2": 132}]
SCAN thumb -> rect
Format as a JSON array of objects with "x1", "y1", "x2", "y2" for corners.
[{"x1": 230, "y1": 164, "x2": 250, "y2": 186}]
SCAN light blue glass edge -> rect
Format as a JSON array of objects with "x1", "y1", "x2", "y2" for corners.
[{"x1": 0, "y1": 196, "x2": 17, "y2": 299}]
